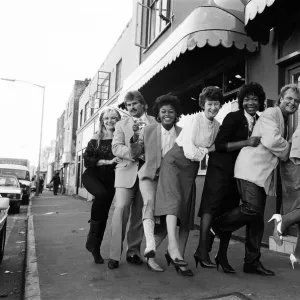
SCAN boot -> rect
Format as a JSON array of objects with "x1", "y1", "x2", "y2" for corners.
[
  {"x1": 143, "y1": 219, "x2": 156, "y2": 258},
  {"x1": 86, "y1": 219, "x2": 104, "y2": 264}
]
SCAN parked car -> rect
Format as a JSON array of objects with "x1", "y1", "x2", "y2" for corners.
[
  {"x1": 0, "y1": 163, "x2": 31, "y2": 205},
  {"x1": 0, "y1": 197, "x2": 9, "y2": 264},
  {"x1": 0, "y1": 175, "x2": 23, "y2": 214},
  {"x1": 46, "y1": 182, "x2": 53, "y2": 191}
]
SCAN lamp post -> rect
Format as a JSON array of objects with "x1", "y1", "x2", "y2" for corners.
[{"x1": 1, "y1": 78, "x2": 45, "y2": 196}]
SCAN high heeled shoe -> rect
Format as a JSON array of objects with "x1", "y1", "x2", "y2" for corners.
[
  {"x1": 193, "y1": 251, "x2": 216, "y2": 268},
  {"x1": 268, "y1": 214, "x2": 283, "y2": 246},
  {"x1": 175, "y1": 266, "x2": 194, "y2": 277},
  {"x1": 146, "y1": 258, "x2": 164, "y2": 272},
  {"x1": 215, "y1": 255, "x2": 236, "y2": 274},
  {"x1": 290, "y1": 253, "x2": 300, "y2": 269},
  {"x1": 165, "y1": 251, "x2": 188, "y2": 267}
]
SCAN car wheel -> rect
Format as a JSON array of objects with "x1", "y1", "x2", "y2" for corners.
[{"x1": 0, "y1": 220, "x2": 7, "y2": 264}]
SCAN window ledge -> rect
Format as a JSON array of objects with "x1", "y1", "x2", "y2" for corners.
[{"x1": 276, "y1": 51, "x2": 300, "y2": 66}]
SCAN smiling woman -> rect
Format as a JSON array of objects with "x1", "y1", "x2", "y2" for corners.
[
  {"x1": 153, "y1": 87, "x2": 224, "y2": 276},
  {"x1": 196, "y1": 82, "x2": 266, "y2": 273}
]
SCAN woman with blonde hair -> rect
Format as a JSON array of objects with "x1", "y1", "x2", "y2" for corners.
[{"x1": 82, "y1": 108, "x2": 122, "y2": 264}]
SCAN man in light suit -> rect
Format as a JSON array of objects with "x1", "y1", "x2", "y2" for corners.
[
  {"x1": 108, "y1": 90, "x2": 156, "y2": 269},
  {"x1": 213, "y1": 84, "x2": 300, "y2": 276}
]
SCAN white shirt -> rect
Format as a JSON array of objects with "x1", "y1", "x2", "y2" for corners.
[
  {"x1": 244, "y1": 110, "x2": 256, "y2": 134},
  {"x1": 161, "y1": 125, "x2": 177, "y2": 157},
  {"x1": 176, "y1": 112, "x2": 220, "y2": 162}
]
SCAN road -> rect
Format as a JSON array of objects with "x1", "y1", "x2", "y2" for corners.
[
  {"x1": 26, "y1": 191, "x2": 300, "y2": 300},
  {"x1": 0, "y1": 205, "x2": 27, "y2": 299}
]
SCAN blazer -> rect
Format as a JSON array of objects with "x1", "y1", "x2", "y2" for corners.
[
  {"x1": 112, "y1": 114, "x2": 156, "y2": 188},
  {"x1": 209, "y1": 109, "x2": 259, "y2": 176},
  {"x1": 235, "y1": 107, "x2": 291, "y2": 196},
  {"x1": 129, "y1": 123, "x2": 182, "y2": 181}
]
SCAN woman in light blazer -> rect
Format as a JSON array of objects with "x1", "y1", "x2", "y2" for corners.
[{"x1": 129, "y1": 95, "x2": 182, "y2": 272}]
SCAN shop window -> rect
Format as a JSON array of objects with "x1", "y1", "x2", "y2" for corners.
[
  {"x1": 115, "y1": 59, "x2": 122, "y2": 92},
  {"x1": 223, "y1": 60, "x2": 246, "y2": 95},
  {"x1": 198, "y1": 155, "x2": 208, "y2": 175},
  {"x1": 135, "y1": 0, "x2": 171, "y2": 48}
]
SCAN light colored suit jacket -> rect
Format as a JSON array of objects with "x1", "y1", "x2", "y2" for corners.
[
  {"x1": 234, "y1": 106, "x2": 291, "y2": 196},
  {"x1": 129, "y1": 123, "x2": 182, "y2": 181},
  {"x1": 112, "y1": 115, "x2": 156, "y2": 188}
]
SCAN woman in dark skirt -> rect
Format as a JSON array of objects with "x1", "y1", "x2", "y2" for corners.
[
  {"x1": 154, "y1": 86, "x2": 224, "y2": 275},
  {"x1": 82, "y1": 108, "x2": 121, "y2": 264},
  {"x1": 195, "y1": 82, "x2": 265, "y2": 273}
]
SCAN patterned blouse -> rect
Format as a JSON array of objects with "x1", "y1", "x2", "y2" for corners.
[
  {"x1": 83, "y1": 139, "x2": 115, "y2": 171},
  {"x1": 176, "y1": 112, "x2": 220, "y2": 162}
]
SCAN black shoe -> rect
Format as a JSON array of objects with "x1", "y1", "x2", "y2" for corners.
[
  {"x1": 175, "y1": 266, "x2": 194, "y2": 277},
  {"x1": 108, "y1": 259, "x2": 119, "y2": 269},
  {"x1": 193, "y1": 251, "x2": 216, "y2": 268},
  {"x1": 92, "y1": 250, "x2": 104, "y2": 264},
  {"x1": 243, "y1": 261, "x2": 275, "y2": 276},
  {"x1": 126, "y1": 254, "x2": 143, "y2": 265},
  {"x1": 165, "y1": 251, "x2": 188, "y2": 267},
  {"x1": 215, "y1": 255, "x2": 236, "y2": 274}
]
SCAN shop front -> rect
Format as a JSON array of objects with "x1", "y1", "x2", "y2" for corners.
[
  {"x1": 116, "y1": 3, "x2": 257, "y2": 229},
  {"x1": 245, "y1": 0, "x2": 300, "y2": 251}
]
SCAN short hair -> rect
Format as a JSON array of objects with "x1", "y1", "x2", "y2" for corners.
[
  {"x1": 152, "y1": 95, "x2": 182, "y2": 123},
  {"x1": 237, "y1": 82, "x2": 266, "y2": 112},
  {"x1": 124, "y1": 90, "x2": 146, "y2": 106},
  {"x1": 199, "y1": 86, "x2": 224, "y2": 109},
  {"x1": 276, "y1": 84, "x2": 300, "y2": 106}
]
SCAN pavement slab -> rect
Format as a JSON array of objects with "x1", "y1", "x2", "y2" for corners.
[{"x1": 28, "y1": 191, "x2": 300, "y2": 300}]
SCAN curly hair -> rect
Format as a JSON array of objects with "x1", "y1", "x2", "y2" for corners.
[
  {"x1": 152, "y1": 94, "x2": 182, "y2": 123},
  {"x1": 199, "y1": 86, "x2": 224, "y2": 109},
  {"x1": 237, "y1": 82, "x2": 266, "y2": 112},
  {"x1": 276, "y1": 83, "x2": 300, "y2": 106}
]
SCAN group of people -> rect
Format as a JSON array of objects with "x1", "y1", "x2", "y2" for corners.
[{"x1": 82, "y1": 82, "x2": 300, "y2": 277}]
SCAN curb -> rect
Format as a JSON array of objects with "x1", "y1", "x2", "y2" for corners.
[{"x1": 24, "y1": 195, "x2": 41, "y2": 300}]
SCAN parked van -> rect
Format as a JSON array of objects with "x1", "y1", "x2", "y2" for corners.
[{"x1": 0, "y1": 159, "x2": 31, "y2": 205}]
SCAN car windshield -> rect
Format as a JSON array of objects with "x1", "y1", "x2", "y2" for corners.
[
  {"x1": 0, "y1": 176, "x2": 19, "y2": 187},
  {"x1": 0, "y1": 169, "x2": 30, "y2": 180}
]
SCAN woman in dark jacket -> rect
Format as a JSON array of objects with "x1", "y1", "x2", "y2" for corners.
[
  {"x1": 194, "y1": 82, "x2": 266, "y2": 273},
  {"x1": 82, "y1": 108, "x2": 121, "y2": 264}
]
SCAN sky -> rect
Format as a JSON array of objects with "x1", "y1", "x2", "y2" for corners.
[{"x1": 0, "y1": 0, "x2": 133, "y2": 167}]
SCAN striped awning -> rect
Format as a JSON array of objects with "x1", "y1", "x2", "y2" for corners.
[
  {"x1": 245, "y1": 0, "x2": 300, "y2": 44},
  {"x1": 116, "y1": 2, "x2": 257, "y2": 105}
]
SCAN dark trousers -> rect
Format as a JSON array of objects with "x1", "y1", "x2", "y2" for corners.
[
  {"x1": 213, "y1": 179, "x2": 266, "y2": 264},
  {"x1": 82, "y1": 167, "x2": 115, "y2": 241},
  {"x1": 53, "y1": 184, "x2": 59, "y2": 195}
]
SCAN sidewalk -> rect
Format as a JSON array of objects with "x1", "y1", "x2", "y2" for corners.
[{"x1": 27, "y1": 191, "x2": 300, "y2": 300}]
